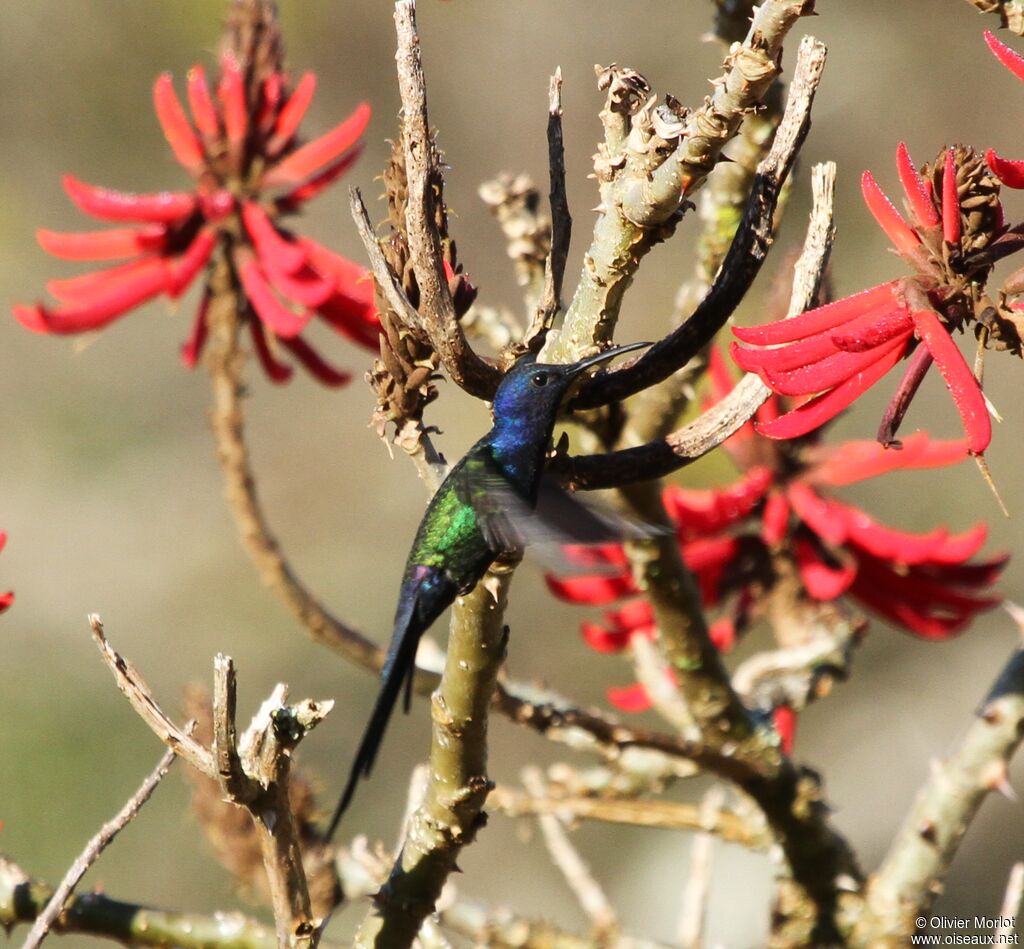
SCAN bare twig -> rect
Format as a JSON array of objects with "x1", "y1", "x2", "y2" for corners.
[
  {"x1": 21, "y1": 748, "x2": 177, "y2": 949},
  {"x1": 853, "y1": 647, "x2": 1024, "y2": 947},
  {"x1": 392, "y1": 0, "x2": 501, "y2": 399},
  {"x1": 489, "y1": 785, "x2": 769, "y2": 848},
  {"x1": 678, "y1": 788, "x2": 725, "y2": 949},
  {"x1": 354, "y1": 563, "x2": 514, "y2": 948},
  {"x1": 995, "y1": 863, "x2": 1024, "y2": 942},
  {"x1": 521, "y1": 767, "x2": 618, "y2": 937},
  {"x1": 90, "y1": 615, "x2": 213, "y2": 775},
  {"x1": 526, "y1": 69, "x2": 572, "y2": 349}
]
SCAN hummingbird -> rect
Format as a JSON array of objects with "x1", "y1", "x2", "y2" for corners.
[{"x1": 327, "y1": 341, "x2": 652, "y2": 835}]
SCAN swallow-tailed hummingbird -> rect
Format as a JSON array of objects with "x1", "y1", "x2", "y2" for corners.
[{"x1": 327, "y1": 341, "x2": 651, "y2": 835}]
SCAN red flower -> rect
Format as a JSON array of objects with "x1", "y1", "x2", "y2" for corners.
[
  {"x1": 15, "y1": 53, "x2": 378, "y2": 386},
  {"x1": 731, "y1": 142, "x2": 1006, "y2": 455},
  {"x1": 986, "y1": 31, "x2": 1024, "y2": 189},
  {"x1": 547, "y1": 353, "x2": 1006, "y2": 715},
  {"x1": 0, "y1": 532, "x2": 13, "y2": 615}
]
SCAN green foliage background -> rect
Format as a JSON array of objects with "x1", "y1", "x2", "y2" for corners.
[{"x1": 0, "y1": 1, "x2": 1021, "y2": 944}]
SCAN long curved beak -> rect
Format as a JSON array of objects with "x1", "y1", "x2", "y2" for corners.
[{"x1": 568, "y1": 340, "x2": 652, "y2": 376}]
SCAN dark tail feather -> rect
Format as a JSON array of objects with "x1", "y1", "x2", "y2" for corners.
[{"x1": 325, "y1": 602, "x2": 422, "y2": 839}]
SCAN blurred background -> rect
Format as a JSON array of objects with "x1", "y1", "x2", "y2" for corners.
[{"x1": 0, "y1": 1, "x2": 1022, "y2": 945}]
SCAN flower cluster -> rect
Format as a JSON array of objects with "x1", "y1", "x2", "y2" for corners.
[
  {"x1": 0, "y1": 533, "x2": 12, "y2": 615},
  {"x1": 14, "y1": 38, "x2": 379, "y2": 386},
  {"x1": 731, "y1": 140, "x2": 1006, "y2": 454},
  {"x1": 547, "y1": 353, "x2": 1006, "y2": 719}
]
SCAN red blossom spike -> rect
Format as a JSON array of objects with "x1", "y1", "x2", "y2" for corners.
[
  {"x1": 46, "y1": 257, "x2": 162, "y2": 303},
  {"x1": 218, "y1": 52, "x2": 248, "y2": 167},
  {"x1": 985, "y1": 148, "x2": 1024, "y2": 189},
  {"x1": 985, "y1": 29, "x2": 1024, "y2": 82},
  {"x1": 274, "y1": 144, "x2": 365, "y2": 210},
  {"x1": 941, "y1": 149, "x2": 961, "y2": 246},
  {"x1": 37, "y1": 225, "x2": 166, "y2": 261},
  {"x1": 181, "y1": 290, "x2": 210, "y2": 368},
  {"x1": 14, "y1": 259, "x2": 168, "y2": 334},
  {"x1": 270, "y1": 72, "x2": 317, "y2": 148},
  {"x1": 762, "y1": 335, "x2": 910, "y2": 398},
  {"x1": 732, "y1": 281, "x2": 899, "y2": 346},
  {"x1": 236, "y1": 255, "x2": 312, "y2": 338},
  {"x1": 63, "y1": 175, "x2": 196, "y2": 224},
  {"x1": 795, "y1": 538, "x2": 857, "y2": 600},
  {"x1": 153, "y1": 73, "x2": 205, "y2": 174},
  {"x1": 544, "y1": 572, "x2": 637, "y2": 605},
  {"x1": 607, "y1": 683, "x2": 653, "y2": 714},
  {"x1": 896, "y1": 142, "x2": 940, "y2": 228},
  {"x1": 241, "y1": 201, "x2": 307, "y2": 275},
  {"x1": 249, "y1": 319, "x2": 294, "y2": 384},
  {"x1": 910, "y1": 308, "x2": 991, "y2": 455},
  {"x1": 186, "y1": 65, "x2": 220, "y2": 141},
  {"x1": 807, "y1": 433, "x2": 968, "y2": 487},
  {"x1": 755, "y1": 334, "x2": 906, "y2": 440},
  {"x1": 761, "y1": 491, "x2": 790, "y2": 546},
  {"x1": 262, "y1": 102, "x2": 371, "y2": 188},
  {"x1": 168, "y1": 228, "x2": 216, "y2": 297},
  {"x1": 861, "y1": 170, "x2": 924, "y2": 260},
  {"x1": 279, "y1": 335, "x2": 351, "y2": 387}
]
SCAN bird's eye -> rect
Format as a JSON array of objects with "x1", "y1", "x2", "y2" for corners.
[{"x1": 531, "y1": 372, "x2": 550, "y2": 387}]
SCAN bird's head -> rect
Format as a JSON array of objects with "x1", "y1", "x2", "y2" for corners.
[{"x1": 491, "y1": 341, "x2": 651, "y2": 425}]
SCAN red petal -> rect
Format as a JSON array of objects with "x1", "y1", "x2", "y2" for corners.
[
  {"x1": 910, "y1": 309, "x2": 991, "y2": 455},
  {"x1": 707, "y1": 345, "x2": 737, "y2": 402},
  {"x1": 986, "y1": 148, "x2": 1024, "y2": 189},
  {"x1": 787, "y1": 482, "x2": 847, "y2": 546},
  {"x1": 709, "y1": 617, "x2": 736, "y2": 653},
  {"x1": 732, "y1": 281, "x2": 899, "y2": 346},
  {"x1": 808, "y1": 433, "x2": 968, "y2": 487},
  {"x1": 14, "y1": 260, "x2": 168, "y2": 334},
  {"x1": 249, "y1": 319, "x2": 293, "y2": 384},
  {"x1": 257, "y1": 73, "x2": 284, "y2": 135},
  {"x1": 760, "y1": 491, "x2": 790, "y2": 546},
  {"x1": 762, "y1": 335, "x2": 909, "y2": 398},
  {"x1": 237, "y1": 256, "x2": 311, "y2": 338},
  {"x1": 168, "y1": 228, "x2": 217, "y2": 298},
  {"x1": 544, "y1": 572, "x2": 636, "y2": 605},
  {"x1": 262, "y1": 102, "x2": 371, "y2": 187},
  {"x1": 279, "y1": 335, "x2": 351, "y2": 387},
  {"x1": 609, "y1": 599, "x2": 656, "y2": 632},
  {"x1": 985, "y1": 29, "x2": 1024, "y2": 82},
  {"x1": 274, "y1": 144, "x2": 364, "y2": 210},
  {"x1": 242, "y1": 202, "x2": 306, "y2": 275},
  {"x1": 941, "y1": 149, "x2": 961, "y2": 246},
  {"x1": 264, "y1": 259, "x2": 336, "y2": 308},
  {"x1": 218, "y1": 52, "x2": 248, "y2": 149},
  {"x1": 46, "y1": 257, "x2": 166, "y2": 303},
  {"x1": 186, "y1": 65, "x2": 220, "y2": 141},
  {"x1": 581, "y1": 622, "x2": 633, "y2": 654},
  {"x1": 844, "y1": 510, "x2": 950, "y2": 565},
  {"x1": 795, "y1": 538, "x2": 856, "y2": 600},
  {"x1": 932, "y1": 552, "x2": 1008, "y2": 587},
  {"x1": 831, "y1": 306, "x2": 914, "y2": 352},
  {"x1": 0, "y1": 592, "x2": 12, "y2": 614},
  {"x1": 153, "y1": 73, "x2": 204, "y2": 174},
  {"x1": 181, "y1": 291, "x2": 210, "y2": 368},
  {"x1": 896, "y1": 142, "x2": 940, "y2": 228},
  {"x1": 772, "y1": 706, "x2": 797, "y2": 755},
  {"x1": 607, "y1": 683, "x2": 653, "y2": 713},
  {"x1": 37, "y1": 225, "x2": 166, "y2": 261},
  {"x1": 63, "y1": 175, "x2": 196, "y2": 224},
  {"x1": 862, "y1": 170, "x2": 923, "y2": 259},
  {"x1": 931, "y1": 523, "x2": 988, "y2": 564},
  {"x1": 271, "y1": 72, "x2": 317, "y2": 148},
  {"x1": 0, "y1": 532, "x2": 7, "y2": 554},
  {"x1": 662, "y1": 468, "x2": 772, "y2": 534},
  {"x1": 755, "y1": 336, "x2": 906, "y2": 440},
  {"x1": 681, "y1": 536, "x2": 741, "y2": 572},
  {"x1": 561, "y1": 544, "x2": 629, "y2": 568}
]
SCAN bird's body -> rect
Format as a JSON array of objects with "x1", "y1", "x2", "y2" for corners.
[{"x1": 327, "y1": 342, "x2": 649, "y2": 835}]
